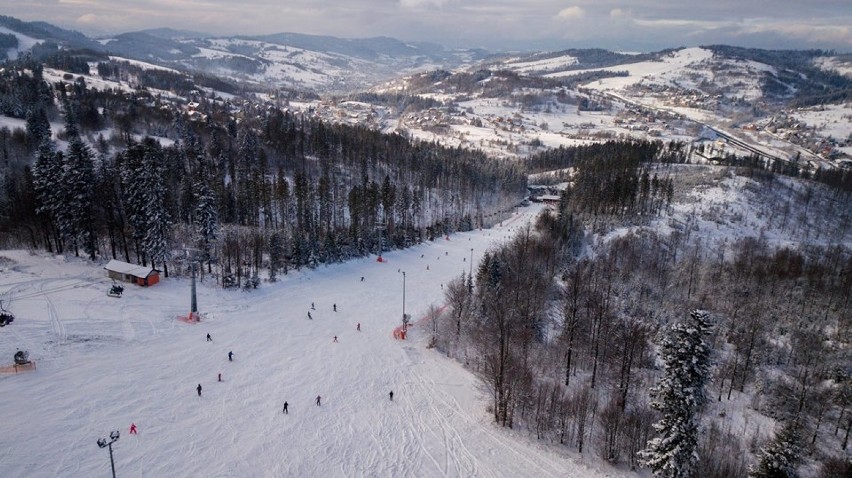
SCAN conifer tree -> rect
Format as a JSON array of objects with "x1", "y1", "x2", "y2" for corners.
[
  {"x1": 63, "y1": 135, "x2": 97, "y2": 259},
  {"x1": 748, "y1": 421, "x2": 802, "y2": 478},
  {"x1": 140, "y1": 140, "x2": 172, "y2": 276},
  {"x1": 268, "y1": 231, "x2": 284, "y2": 282},
  {"x1": 640, "y1": 309, "x2": 713, "y2": 478},
  {"x1": 32, "y1": 139, "x2": 64, "y2": 252},
  {"x1": 194, "y1": 177, "x2": 218, "y2": 273}
]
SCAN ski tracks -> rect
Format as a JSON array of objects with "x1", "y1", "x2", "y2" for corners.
[{"x1": 400, "y1": 346, "x2": 487, "y2": 478}]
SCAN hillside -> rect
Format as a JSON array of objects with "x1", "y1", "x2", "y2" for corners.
[{"x1": 0, "y1": 206, "x2": 626, "y2": 478}]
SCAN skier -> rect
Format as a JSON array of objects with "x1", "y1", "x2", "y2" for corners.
[
  {"x1": 333, "y1": 304, "x2": 337, "y2": 312},
  {"x1": 197, "y1": 384, "x2": 202, "y2": 397},
  {"x1": 356, "y1": 322, "x2": 360, "y2": 331},
  {"x1": 311, "y1": 302, "x2": 316, "y2": 310},
  {"x1": 333, "y1": 335, "x2": 338, "y2": 343},
  {"x1": 228, "y1": 351, "x2": 234, "y2": 361},
  {"x1": 283, "y1": 402, "x2": 289, "y2": 414},
  {"x1": 308, "y1": 311, "x2": 313, "y2": 320},
  {"x1": 427, "y1": 265, "x2": 429, "y2": 270},
  {"x1": 129, "y1": 423, "x2": 137, "y2": 435},
  {"x1": 360, "y1": 276, "x2": 365, "y2": 282},
  {"x1": 218, "y1": 373, "x2": 222, "y2": 382},
  {"x1": 206, "y1": 333, "x2": 212, "y2": 342},
  {"x1": 316, "y1": 395, "x2": 322, "y2": 406},
  {"x1": 389, "y1": 391, "x2": 394, "y2": 401}
]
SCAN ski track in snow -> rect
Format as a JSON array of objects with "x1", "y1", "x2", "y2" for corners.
[{"x1": 0, "y1": 204, "x2": 626, "y2": 478}]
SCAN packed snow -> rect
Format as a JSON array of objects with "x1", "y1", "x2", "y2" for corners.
[{"x1": 0, "y1": 205, "x2": 626, "y2": 477}]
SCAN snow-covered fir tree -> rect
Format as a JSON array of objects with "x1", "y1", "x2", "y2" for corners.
[
  {"x1": 268, "y1": 231, "x2": 284, "y2": 282},
  {"x1": 118, "y1": 142, "x2": 151, "y2": 265},
  {"x1": 640, "y1": 309, "x2": 713, "y2": 478},
  {"x1": 748, "y1": 421, "x2": 802, "y2": 478},
  {"x1": 140, "y1": 140, "x2": 172, "y2": 276},
  {"x1": 32, "y1": 138, "x2": 64, "y2": 252},
  {"x1": 63, "y1": 135, "x2": 97, "y2": 259},
  {"x1": 194, "y1": 176, "x2": 218, "y2": 272}
]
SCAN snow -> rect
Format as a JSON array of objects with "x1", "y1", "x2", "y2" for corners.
[
  {"x1": 103, "y1": 259, "x2": 157, "y2": 277},
  {"x1": 0, "y1": 205, "x2": 625, "y2": 477},
  {"x1": 547, "y1": 47, "x2": 715, "y2": 88},
  {"x1": 0, "y1": 115, "x2": 65, "y2": 141},
  {"x1": 503, "y1": 54, "x2": 579, "y2": 75},
  {"x1": 814, "y1": 56, "x2": 852, "y2": 78},
  {"x1": 108, "y1": 56, "x2": 181, "y2": 74},
  {"x1": 790, "y1": 104, "x2": 852, "y2": 143},
  {"x1": 0, "y1": 26, "x2": 42, "y2": 61}
]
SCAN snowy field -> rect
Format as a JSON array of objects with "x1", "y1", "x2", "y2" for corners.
[{"x1": 0, "y1": 205, "x2": 624, "y2": 477}]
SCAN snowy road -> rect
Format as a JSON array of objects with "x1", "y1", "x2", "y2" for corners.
[{"x1": 0, "y1": 205, "x2": 623, "y2": 477}]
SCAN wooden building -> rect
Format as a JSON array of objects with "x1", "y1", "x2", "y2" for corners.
[{"x1": 104, "y1": 259, "x2": 160, "y2": 286}]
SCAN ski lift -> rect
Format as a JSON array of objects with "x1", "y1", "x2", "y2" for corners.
[
  {"x1": 107, "y1": 282, "x2": 124, "y2": 298},
  {"x1": 13, "y1": 350, "x2": 29, "y2": 365},
  {"x1": 0, "y1": 300, "x2": 14, "y2": 327}
]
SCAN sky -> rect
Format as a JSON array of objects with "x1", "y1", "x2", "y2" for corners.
[{"x1": 3, "y1": 0, "x2": 851, "y2": 52}]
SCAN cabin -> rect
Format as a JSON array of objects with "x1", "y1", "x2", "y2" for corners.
[{"x1": 104, "y1": 259, "x2": 160, "y2": 287}]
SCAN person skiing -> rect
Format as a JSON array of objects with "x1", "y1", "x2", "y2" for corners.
[
  {"x1": 333, "y1": 335, "x2": 338, "y2": 343},
  {"x1": 356, "y1": 322, "x2": 360, "y2": 331},
  {"x1": 316, "y1": 395, "x2": 322, "y2": 406},
  {"x1": 129, "y1": 423, "x2": 137, "y2": 435},
  {"x1": 206, "y1": 333, "x2": 212, "y2": 342},
  {"x1": 333, "y1": 303, "x2": 337, "y2": 312},
  {"x1": 307, "y1": 311, "x2": 313, "y2": 320},
  {"x1": 283, "y1": 402, "x2": 289, "y2": 414},
  {"x1": 311, "y1": 302, "x2": 316, "y2": 310},
  {"x1": 360, "y1": 276, "x2": 365, "y2": 282},
  {"x1": 197, "y1": 384, "x2": 202, "y2": 397},
  {"x1": 228, "y1": 351, "x2": 234, "y2": 361},
  {"x1": 218, "y1": 373, "x2": 222, "y2": 382},
  {"x1": 389, "y1": 391, "x2": 394, "y2": 401}
]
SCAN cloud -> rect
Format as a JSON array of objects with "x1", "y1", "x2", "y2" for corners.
[
  {"x1": 3, "y1": 0, "x2": 851, "y2": 52},
  {"x1": 610, "y1": 8, "x2": 628, "y2": 19},
  {"x1": 556, "y1": 6, "x2": 585, "y2": 21},
  {"x1": 399, "y1": 0, "x2": 451, "y2": 8}
]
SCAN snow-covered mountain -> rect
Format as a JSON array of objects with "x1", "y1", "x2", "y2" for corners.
[{"x1": 0, "y1": 16, "x2": 484, "y2": 93}]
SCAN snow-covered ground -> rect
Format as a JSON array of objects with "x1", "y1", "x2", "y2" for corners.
[
  {"x1": 548, "y1": 47, "x2": 715, "y2": 90},
  {"x1": 0, "y1": 205, "x2": 625, "y2": 477},
  {"x1": 790, "y1": 104, "x2": 852, "y2": 145},
  {"x1": 502, "y1": 54, "x2": 579, "y2": 75},
  {"x1": 0, "y1": 26, "x2": 41, "y2": 61}
]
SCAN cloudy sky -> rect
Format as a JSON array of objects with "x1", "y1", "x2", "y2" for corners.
[{"x1": 4, "y1": 0, "x2": 851, "y2": 52}]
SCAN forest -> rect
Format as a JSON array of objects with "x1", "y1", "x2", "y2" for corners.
[
  {"x1": 435, "y1": 151, "x2": 852, "y2": 476},
  {"x1": 0, "y1": 58, "x2": 525, "y2": 287}
]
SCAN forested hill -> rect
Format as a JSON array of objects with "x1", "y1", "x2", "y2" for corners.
[{"x1": 0, "y1": 58, "x2": 525, "y2": 286}]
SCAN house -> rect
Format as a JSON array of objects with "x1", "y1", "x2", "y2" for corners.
[{"x1": 104, "y1": 259, "x2": 160, "y2": 287}]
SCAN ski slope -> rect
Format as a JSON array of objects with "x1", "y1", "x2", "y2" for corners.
[{"x1": 0, "y1": 205, "x2": 623, "y2": 477}]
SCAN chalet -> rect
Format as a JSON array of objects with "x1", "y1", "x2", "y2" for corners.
[{"x1": 104, "y1": 259, "x2": 160, "y2": 287}]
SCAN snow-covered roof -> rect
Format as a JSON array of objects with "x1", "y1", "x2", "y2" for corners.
[{"x1": 104, "y1": 259, "x2": 158, "y2": 278}]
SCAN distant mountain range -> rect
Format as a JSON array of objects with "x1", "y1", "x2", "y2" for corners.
[
  {"x1": 1, "y1": 14, "x2": 850, "y2": 103},
  {"x1": 0, "y1": 15, "x2": 489, "y2": 92}
]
